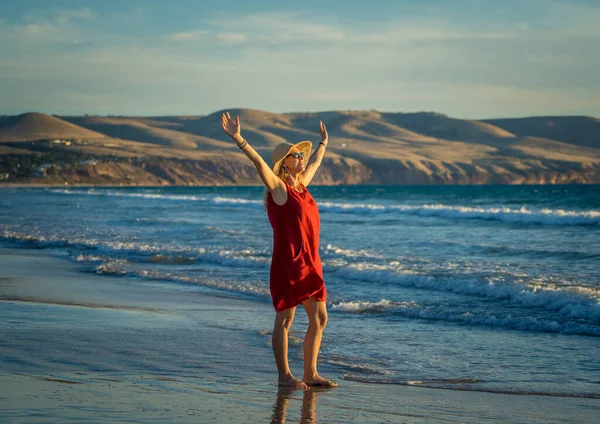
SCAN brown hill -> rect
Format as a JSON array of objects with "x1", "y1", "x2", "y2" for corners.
[
  {"x1": 181, "y1": 110, "x2": 517, "y2": 154},
  {"x1": 178, "y1": 109, "x2": 294, "y2": 148},
  {"x1": 178, "y1": 110, "x2": 431, "y2": 153},
  {"x1": 1, "y1": 109, "x2": 600, "y2": 186},
  {"x1": 0, "y1": 113, "x2": 106, "y2": 142},
  {"x1": 378, "y1": 112, "x2": 516, "y2": 142},
  {"x1": 62, "y1": 116, "x2": 230, "y2": 150},
  {"x1": 483, "y1": 116, "x2": 600, "y2": 149},
  {"x1": 286, "y1": 111, "x2": 436, "y2": 144}
]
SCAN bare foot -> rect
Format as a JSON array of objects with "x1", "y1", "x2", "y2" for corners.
[
  {"x1": 303, "y1": 376, "x2": 338, "y2": 387},
  {"x1": 279, "y1": 375, "x2": 309, "y2": 390}
]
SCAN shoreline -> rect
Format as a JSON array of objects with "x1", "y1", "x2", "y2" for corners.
[
  {"x1": 1, "y1": 246, "x2": 600, "y2": 422},
  {"x1": 2, "y1": 182, "x2": 600, "y2": 188},
  {"x1": 4, "y1": 369, "x2": 598, "y2": 424}
]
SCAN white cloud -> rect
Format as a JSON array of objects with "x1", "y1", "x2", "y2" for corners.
[
  {"x1": 215, "y1": 33, "x2": 247, "y2": 44},
  {"x1": 1, "y1": 5, "x2": 599, "y2": 117},
  {"x1": 205, "y1": 11, "x2": 521, "y2": 47},
  {"x1": 22, "y1": 23, "x2": 53, "y2": 35},
  {"x1": 23, "y1": 7, "x2": 95, "y2": 26},
  {"x1": 165, "y1": 30, "x2": 210, "y2": 41},
  {"x1": 54, "y1": 8, "x2": 95, "y2": 24},
  {"x1": 0, "y1": 8, "x2": 96, "y2": 46},
  {"x1": 166, "y1": 30, "x2": 247, "y2": 45}
]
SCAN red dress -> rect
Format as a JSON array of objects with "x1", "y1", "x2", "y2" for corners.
[{"x1": 267, "y1": 183, "x2": 326, "y2": 311}]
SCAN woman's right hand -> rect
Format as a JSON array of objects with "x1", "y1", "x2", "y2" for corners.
[
  {"x1": 221, "y1": 111, "x2": 242, "y2": 143},
  {"x1": 220, "y1": 111, "x2": 284, "y2": 194}
]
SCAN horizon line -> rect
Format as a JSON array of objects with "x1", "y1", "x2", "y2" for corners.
[{"x1": 2, "y1": 109, "x2": 598, "y2": 121}]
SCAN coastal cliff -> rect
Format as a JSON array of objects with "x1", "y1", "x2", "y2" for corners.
[{"x1": 1, "y1": 110, "x2": 599, "y2": 185}]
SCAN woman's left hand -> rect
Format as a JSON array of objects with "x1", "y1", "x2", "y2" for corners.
[{"x1": 319, "y1": 121, "x2": 328, "y2": 145}]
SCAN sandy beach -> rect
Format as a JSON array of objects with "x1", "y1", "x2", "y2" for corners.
[
  {"x1": 1, "y1": 247, "x2": 598, "y2": 423},
  {"x1": 3, "y1": 0, "x2": 600, "y2": 419}
]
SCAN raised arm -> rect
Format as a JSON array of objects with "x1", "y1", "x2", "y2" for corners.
[
  {"x1": 300, "y1": 121, "x2": 328, "y2": 187},
  {"x1": 221, "y1": 112, "x2": 285, "y2": 193}
]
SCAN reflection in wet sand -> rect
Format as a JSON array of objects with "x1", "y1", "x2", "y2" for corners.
[{"x1": 271, "y1": 386, "x2": 332, "y2": 423}]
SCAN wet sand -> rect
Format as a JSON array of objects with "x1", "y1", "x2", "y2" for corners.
[{"x1": 1, "y1": 247, "x2": 599, "y2": 423}]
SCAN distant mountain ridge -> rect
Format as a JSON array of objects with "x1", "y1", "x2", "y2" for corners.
[
  {"x1": 483, "y1": 116, "x2": 600, "y2": 149},
  {"x1": 1, "y1": 109, "x2": 599, "y2": 185},
  {"x1": 0, "y1": 113, "x2": 107, "y2": 142}
]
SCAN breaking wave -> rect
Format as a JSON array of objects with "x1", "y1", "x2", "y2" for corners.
[
  {"x1": 318, "y1": 202, "x2": 600, "y2": 226},
  {"x1": 333, "y1": 265, "x2": 600, "y2": 323},
  {"x1": 331, "y1": 299, "x2": 600, "y2": 336},
  {"x1": 47, "y1": 189, "x2": 600, "y2": 226}
]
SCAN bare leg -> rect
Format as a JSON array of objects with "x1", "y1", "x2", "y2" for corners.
[
  {"x1": 301, "y1": 298, "x2": 337, "y2": 387},
  {"x1": 273, "y1": 307, "x2": 307, "y2": 389}
]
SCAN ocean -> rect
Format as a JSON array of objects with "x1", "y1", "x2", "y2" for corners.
[{"x1": 1, "y1": 184, "x2": 599, "y2": 399}]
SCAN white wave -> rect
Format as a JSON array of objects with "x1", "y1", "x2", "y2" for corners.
[
  {"x1": 211, "y1": 196, "x2": 262, "y2": 206},
  {"x1": 323, "y1": 244, "x2": 381, "y2": 259},
  {"x1": 331, "y1": 299, "x2": 600, "y2": 336},
  {"x1": 49, "y1": 189, "x2": 208, "y2": 202},
  {"x1": 50, "y1": 189, "x2": 265, "y2": 209},
  {"x1": 48, "y1": 189, "x2": 599, "y2": 225},
  {"x1": 1, "y1": 230, "x2": 49, "y2": 243},
  {"x1": 43, "y1": 189, "x2": 600, "y2": 225},
  {"x1": 333, "y1": 265, "x2": 600, "y2": 323},
  {"x1": 191, "y1": 248, "x2": 270, "y2": 268},
  {"x1": 96, "y1": 259, "x2": 131, "y2": 276},
  {"x1": 319, "y1": 201, "x2": 386, "y2": 213},
  {"x1": 96, "y1": 267, "x2": 271, "y2": 298},
  {"x1": 402, "y1": 204, "x2": 600, "y2": 226},
  {"x1": 318, "y1": 202, "x2": 600, "y2": 226},
  {"x1": 332, "y1": 299, "x2": 420, "y2": 313},
  {"x1": 75, "y1": 254, "x2": 106, "y2": 263},
  {"x1": 1, "y1": 229, "x2": 270, "y2": 268}
]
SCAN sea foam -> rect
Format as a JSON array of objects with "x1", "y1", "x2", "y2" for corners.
[
  {"x1": 319, "y1": 202, "x2": 600, "y2": 226},
  {"x1": 331, "y1": 299, "x2": 600, "y2": 336},
  {"x1": 333, "y1": 265, "x2": 600, "y2": 322},
  {"x1": 48, "y1": 189, "x2": 600, "y2": 226}
]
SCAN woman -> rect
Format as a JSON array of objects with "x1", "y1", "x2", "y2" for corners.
[{"x1": 221, "y1": 111, "x2": 337, "y2": 389}]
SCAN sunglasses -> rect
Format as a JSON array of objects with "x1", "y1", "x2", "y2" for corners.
[{"x1": 286, "y1": 152, "x2": 305, "y2": 159}]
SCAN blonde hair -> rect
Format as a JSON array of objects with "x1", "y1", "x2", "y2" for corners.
[{"x1": 263, "y1": 140, "x2": 311, "y2": 211}]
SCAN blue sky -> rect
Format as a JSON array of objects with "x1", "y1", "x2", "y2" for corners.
[{"x1": 1, "y1": 0, "x2": 599, "y2": 118}]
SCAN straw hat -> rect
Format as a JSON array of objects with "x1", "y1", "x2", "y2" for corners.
[{"x1": 271, "y1": 141, "x2": 312, "y2": 175}]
